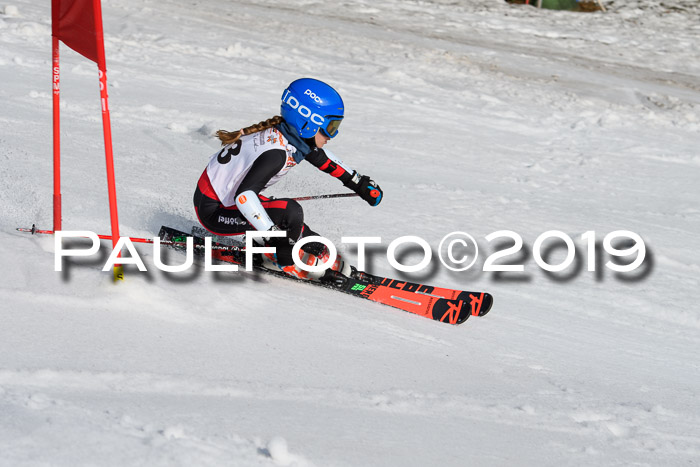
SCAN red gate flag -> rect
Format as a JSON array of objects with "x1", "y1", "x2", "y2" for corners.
[
  {"x1": 51, "y1": 0, "x2": 99, "y2": 64},
  {"x1": 51, "y1": 0, "x2": 123, "y2": 281}
]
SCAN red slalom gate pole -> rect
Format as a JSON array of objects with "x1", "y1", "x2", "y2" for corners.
[
  {"x1": 18, "y1": 190, "x2": 356, "y2": 253},
  {"x1": 93, "y1": 0, "x2": 122, "y2": 282},
  {"x1": 16, "y1": 227, "x2": 242, "y2": 252},
  {"x1": 52, "y1": 35, "x2": 61, "y2": 232}
]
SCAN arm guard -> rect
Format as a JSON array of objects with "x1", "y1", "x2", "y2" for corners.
[{"x1": 305, "y1": 148, "x2": 354, "y2": 184}]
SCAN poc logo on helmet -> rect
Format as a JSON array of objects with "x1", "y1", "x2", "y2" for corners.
[
  {"x1": 283, "y1": 90, "x2": 325, "y2": 126},
  {"x1": 304, "y1": 89, "x2": 323, "y2": 103}
]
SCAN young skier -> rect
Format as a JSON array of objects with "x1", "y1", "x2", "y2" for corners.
[{"x1": 193, "y1": 78, "x2": 383, "y2": 281}]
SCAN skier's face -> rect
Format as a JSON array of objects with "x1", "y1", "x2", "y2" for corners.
[{"x1": 314, "y1": 131, "x2": 330, "y2": 148}]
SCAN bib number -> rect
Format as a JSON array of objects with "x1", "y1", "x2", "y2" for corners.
[{"x1": 217, "y1": 141, "x2": 242, "y2": 164}]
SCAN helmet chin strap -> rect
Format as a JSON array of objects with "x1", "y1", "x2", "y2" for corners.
[{"x1": 303, "y1": 135, "x2": 317, "y2": 148}]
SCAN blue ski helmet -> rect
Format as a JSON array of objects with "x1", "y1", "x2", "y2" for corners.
[{"x1": 280, "y1": 78, "x2": 344, "y2": 139}]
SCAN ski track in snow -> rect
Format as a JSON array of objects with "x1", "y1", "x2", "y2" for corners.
[{"x1": 1, "y1": 0, "x2": 700, "y2": 465}]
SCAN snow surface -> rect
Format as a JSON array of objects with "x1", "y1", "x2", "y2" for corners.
[{"x1": 1, "y1": 0, "x2": 699, "y2": 465}]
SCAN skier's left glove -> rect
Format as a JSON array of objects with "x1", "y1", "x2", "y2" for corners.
[{"x1": 344, "y1": 171, "x2": 383, "y2": 207}]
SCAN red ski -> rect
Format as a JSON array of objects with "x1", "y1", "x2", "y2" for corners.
[{"x1": 160, "y1": 226, "x2": 493, "y2": 325}]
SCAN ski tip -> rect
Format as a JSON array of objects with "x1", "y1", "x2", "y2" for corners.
[
  {"x1": 451, "y1": 293, "x2": 493, "y2": 325},
  {"x1": 477, "y1": 293, "x2": 494, "y2": 317},
  {"x1": 448, "y1": 291, "x2": 493, "y2": 323}
]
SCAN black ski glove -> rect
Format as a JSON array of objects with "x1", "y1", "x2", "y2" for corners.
[{"x1": 343, "y1": 171, "x2": 383, "y2": 207}]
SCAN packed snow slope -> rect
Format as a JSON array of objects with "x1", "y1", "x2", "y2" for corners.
[{"x1": 1, "y1": 0, "x2": 699, "y2": 465}]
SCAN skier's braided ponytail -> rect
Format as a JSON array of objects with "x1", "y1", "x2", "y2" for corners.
[{"x1": 216, "y1": 115, "x2": 284, "y2": 146}]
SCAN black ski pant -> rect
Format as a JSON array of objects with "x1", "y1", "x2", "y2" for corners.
[{"x1": 193, "y1": 188, "x2": 319, "y2": 266}]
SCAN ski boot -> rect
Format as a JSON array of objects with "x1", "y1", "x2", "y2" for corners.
[{"x1": 260, "y1": 242, "x2": 352, "y2": 282}]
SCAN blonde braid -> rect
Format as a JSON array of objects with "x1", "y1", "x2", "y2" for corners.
[{"x1": 216, "y1": 115, "x2": 284, "y2": 146}]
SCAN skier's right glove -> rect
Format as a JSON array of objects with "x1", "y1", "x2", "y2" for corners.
[{"x1": 343, "y1": 171, "x2": 383, "y2": 207}]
